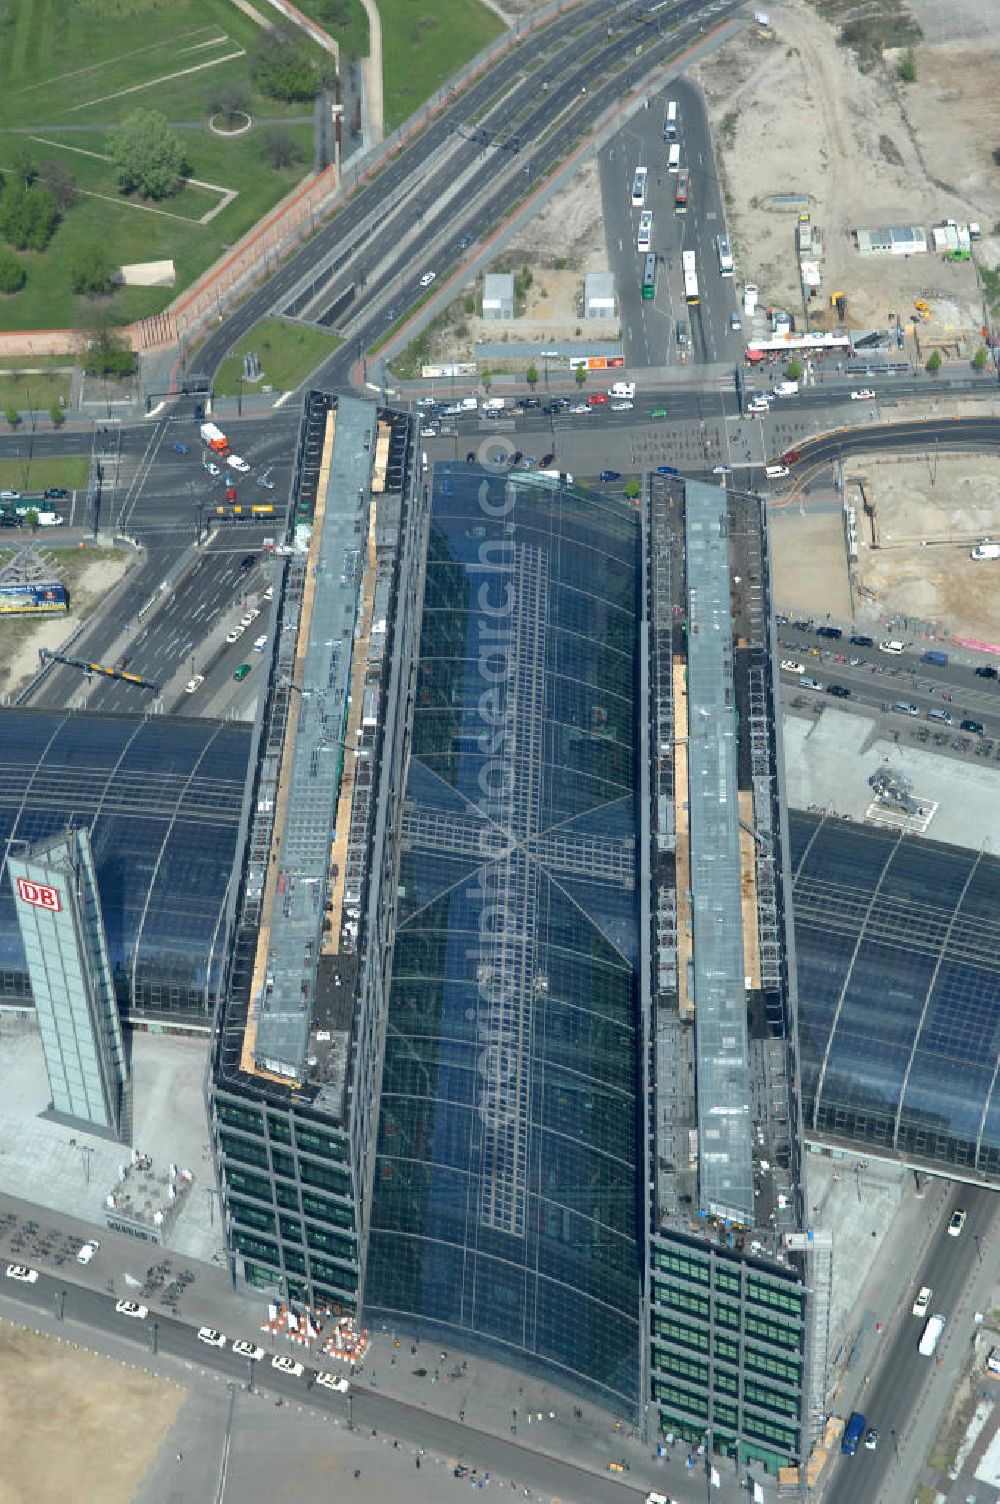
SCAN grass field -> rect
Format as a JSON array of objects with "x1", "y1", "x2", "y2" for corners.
[
  {"x1": 0, "y1": 455, "x2": 90, "y2": 490},
  {"x1": 0, "y1": 0, "x2": 320, "y2": 330},
  {"x1": 293, "y1": 0, "x2": 371, "y2": 63},
  {"x1": 212, "y1": 316, "x2": 342, "y2": 396},
  {"x1": 379, "y1": 0, "x2": 504, "y2": 130},
  {"x1": 0, "y1": 371, "x2": 72, "y2": 411}
]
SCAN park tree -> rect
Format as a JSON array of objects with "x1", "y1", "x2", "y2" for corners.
[
  {"x1": 207, "y1": 77, "x2": 251, "y2": 126},
  {"x1": 108, "y1": 110, "x2": 187, "y2": 201},
  {"x1": 973, "y1": 345, "x2": 989, "y2": 370},
  {"x1": 5, "y1": 404, "x2": 21, "y2": 429},
  {"x1": 84, "y1": 325, "x2": 137, "y2": 379},
  {"x1": 70, "y1": 243, "x2": 115, "y2": 296},
  {"x1": 259, "y1": 126, "x2": 304, "y2": 171},
  {"x1": 50, "y1": 402, "x2": 64, "y2": 427},
  {"x1": 526, "y1": 363, "x2": 539, "y2": 387},
  {"x1": 574, "y1": 364, "x2": 586, "y2": 387},
  {"x1": 0, "y1": 181, "x2": 60, "y2": 251},
  {"x1": 786, "y1": 357, "x2": 803, "y2": 381},
  {"x1": 0, "y1": 245, "x2": 26, "y2": 293},
  {"x1": 624, "y1": 476, "x2": 641, "y2": 500},
  {"x1": 926, "y1": 348, "x2": 942, "y2": 373},
  {"x1": 37, "y1": 161, "x2": 78, "y2": 211},
  {"x1": 252, "y1": 21, "x2": 336, "y2": 102}
]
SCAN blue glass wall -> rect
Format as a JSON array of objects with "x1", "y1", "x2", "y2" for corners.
[
  {"x1": 368, "y1": 468, "x2": 642, "y2": 1408},
  {"x1": 0, "y1": 710, "x2": 251, "y2": 1019},
  {"x1": 789, "y1": 811, "x2": 1000, "y2": 1178}
]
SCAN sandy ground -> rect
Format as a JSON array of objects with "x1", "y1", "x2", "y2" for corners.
[
  {"x1": 769, "y1": 509, "x2": 852, "y2": 619},
  {"x1": 0, "y1": 1320, "x2": 185, "y2": 1504},
  {"x1": 695, "y1": 0, "x2": 992, "y2": 339},
  {"x1": 0, "y1": 550, "x2": 133, "y2": 701},
  {"x1": 853, "y1": 453, "x2": 1000, "y2": 640}
]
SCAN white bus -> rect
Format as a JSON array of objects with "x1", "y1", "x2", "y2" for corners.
[
  {"x1": 667, "y1": 144, "x2": 680, "y2": 173},
  {"x1": 682, "y1": 249, "x2": 699, "y2": 305},
  {"x1": 637, "y1": 210, "x2": 654, "y2": 253},
  {"x1": 716, "y1": 234, "x2": 734, "y2": 276},
  {"x1": 919, "y1": 1315, "x2": 946, "y2": 1357},
  {"x1": 663, "y1": 100, "x2": 677, "y2": 142},
  {"x1": 631, "y1": 167, "x2": 648, "y2": 207}
]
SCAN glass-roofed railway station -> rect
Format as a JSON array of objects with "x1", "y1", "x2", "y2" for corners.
[{"x1": 4, "y1": 391, "x2": 1000, "y2": 1484}]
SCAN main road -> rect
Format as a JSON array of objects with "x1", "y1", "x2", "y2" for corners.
[{"x1": 825, "y1": 1186, "x2": 998, "y2": 1504}]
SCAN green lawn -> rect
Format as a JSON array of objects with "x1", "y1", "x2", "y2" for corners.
[
  {"x1": 213, "y1": 316, "x2": 342, "y2": 396},
  {"x1": 0, "y1": 371, "x2": 71, "y2": 410},
  {"x1": 291, "y1": 0, "x2": 370, "y2": 62},
  {"x1": 0, "y1": 0, "x2": 323, "y2": 330},
  {"x1": 0, "y1": 455, "x2": 90, "y2": 490},
  {"x1": 380, "y1": 0, "x2": 504, "y2": 130},
  {"x1": 0, "y1": 355, "x2": 73, "y2": 371}
]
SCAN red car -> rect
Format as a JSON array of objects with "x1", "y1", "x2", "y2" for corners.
[{"x1": 588, "y1": 392, "x2": 608, "y2": 406}]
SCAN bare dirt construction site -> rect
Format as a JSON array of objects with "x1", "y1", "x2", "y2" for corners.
[
  {"x1": 852, "y1": 453, "x2": 1000, "y2": 640},
  {"x1": 0, "y1": 1320, "x2": 184, "y2": 1504},
  {"x1": 695, "y1": 0, "x2": 1000, "y2": 342}
]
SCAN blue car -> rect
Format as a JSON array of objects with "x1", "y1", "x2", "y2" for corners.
[
  {"x1": 172, "y1": 443, "x2": 189, "y2": 454},
  {"x1": 657, "y1": 465, "x2": 679, "y2": 476},
  {"x1": 599, "y1": 470, "x2": 621, "y2": 482}
]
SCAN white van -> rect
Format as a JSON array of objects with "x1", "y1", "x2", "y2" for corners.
[
  {"x1": 482, "y1": 397, "x2": 505, "y2": 411},
  {"x1": 764, "y1": 464, "x2": 789, "y2": 479},
  {"x1": 919, "y1": 1314, "x2": 945, "y2": 1357},
  {"x1": 879, "y1": 639, "x2": 904, "y2": 655},
  {"x1": 773, "y1": 380, "x2": 799, "y2": 397},
  {"x1": 608, "y1": 382, "x2": 635, "y2": 400},
  {"x1": 460, "y1": 396, "x2": 478, "y2": 411},
  {"x1": 747, "y1": 396, "x2": 770, "y2": 414}
]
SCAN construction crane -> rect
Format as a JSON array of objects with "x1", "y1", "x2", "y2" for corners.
[{"x1": 39, "y1": 648, "x2": 157, "y2": 691}]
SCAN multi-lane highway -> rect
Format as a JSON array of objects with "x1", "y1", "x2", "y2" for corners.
[{"x1": 826, "y1": 1187, "x2": 998, "y2": 1504}]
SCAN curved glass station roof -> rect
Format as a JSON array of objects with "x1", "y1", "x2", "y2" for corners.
[
  {"x1": 789, "y1": 810, "x2": 1000, "y2": 1180},
  {"x1": 0, "y1": 710, "x2": 251, "y2": 1020},
  {"x1": 369, "y1": 467, "x2": 642, "y2": 1407}
]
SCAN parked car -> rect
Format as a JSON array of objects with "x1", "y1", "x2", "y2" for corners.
[
  {"x1": 44, "y1": 487, "x2": 70, "y2": 498},
  {"x1": 197, "y1": 1328, "x2": 227, "y2": 1348},
  {"x1": 588, "y1": 392, "x2": 608, "y2": 406},
  {"x1": 610, "y1": 401, "x2": 634, "y2": 411},
  {"x1": 225, "y1": 628, "x2": 244, "y2": 645},
  {"x1": 418, "y1": 271, "x2": 436, "y2": 288},
  {"x1": 826, "y1": 684, "x2": 851, "y2": 698},
  {"x1": 204, "y1": 461, "x2": 221, "y2": 478},
  {"x1": 864, "y1": 1428, "x2": 878, "y2": 1452},
  {"x1": 599, "y1": 470, "x2": 622, "y2": 482},
  {"x1": 115, "y1": 1300, "x2": 148, "y2": 1319},
  {"x1": 780, "y1": 660, "x2": 804, "y2": 674},
  {"x1": 253, "y1": 635, "x2": 268, "y2": 652},
  {"x1": 255, "y1": 474, "x2": 275, "y2": 489},
  {"x1": 850, "y1": 634, "x2": 874, "y2": 648},
  {"x1": 961, "y1": 718, "x2": 985, "y2": 735},
  {"x1": 879, "y1": 639, "x2": 905, "y2": 655},
  {"x1": 851, "y1": 389, "x2": 876, "y2": 401},
  {"x1": 649, "y1": 407, "x2": 668, "y2": 420},
  {"x1": 184, "y1": 675, "x2": 205, "y2": 695},
  {"x1": 315, "y1": 1372, "x2": 350, "y2": 1393},
  {"x1": 816, "y1": 626, "x2": 843, "y2": 640},
  {"x1": 729, "y1": 310, "x2": 742, "y2": 331},
  {"x1": 228, "y1": 455, "x2": 250, "y2": 474},
  {"x1": 516, "y1": 396, "x2": 541, "y2": 410},
  {"x1": 171, "y1": 443, "x2": 189, "y2": 455},
  {"x1": 76, "y1": 1240, "x2": 100, "y2": 1265},
  {"x1": 974, "y1": 665, "x2": 998, "y2": 679},
  {"x1": 893, "y1": 701, "x2": 920, "y2": 716},
  {"x1": 6, "y1": 1264, "x2": 38, "y2": 1283},
  {"x1": 272, "y1": 1355, "x2": 304, "y2": 1377},
  {"x1": 948, "y1": 1208, "x2": 967, "y2": 1237}
]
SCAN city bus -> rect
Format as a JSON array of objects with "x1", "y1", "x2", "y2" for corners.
[
  {"x1": 631, "y1": 167, "x2": 648, "y2": 207},
  {"x1": 682, "y1": 249, "x2": 699, "y2": 305},
  {"x1": 667, "y1": 144, "x2": 680, "y2": 173},
  {"x1": 663, "y1": 99, "x2": 677, "y2": 141},
  {"x1": 674, "y1": 168, "x2": 690, "y2": 213},
  {"x1": 641, "y1": 252, "x2": 657, "y2": 301},
  {"x1": 637, "y1": 210, "x2": 654, "y2": 253},
  {"x1": 716, "y1": 233, "x2": 735, "y2": 276}
]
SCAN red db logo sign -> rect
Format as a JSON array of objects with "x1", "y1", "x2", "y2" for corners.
[{"x1": 15, "y1": 878, "x2": 61, "y2": 913}]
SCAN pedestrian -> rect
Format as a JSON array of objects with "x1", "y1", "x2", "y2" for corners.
[{"x1": 175, "y1": 1453, "x2": 183, "y2": 1464}]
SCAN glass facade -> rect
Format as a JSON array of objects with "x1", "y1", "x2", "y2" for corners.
[
  {"x1": 0, "y1": 710, "x2": 251, "y2": 1021},
  {"x1": 789, "y1": 811, "x2": 1000, "y2": 1178},
  {"x1": 214, "y1": 1088, "x2": 359, "y2": 1310},
  {"x1": 650, "y1": 1233, "x2": 806, "y2": 1473},
  {"x1": 368, "y1": 467, "x2": 642, "y2": 1409}
]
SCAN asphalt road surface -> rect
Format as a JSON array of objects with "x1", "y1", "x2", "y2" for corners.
[{"x1": 826, "y1": 1186, "x2": 998, "y2": 1504}]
